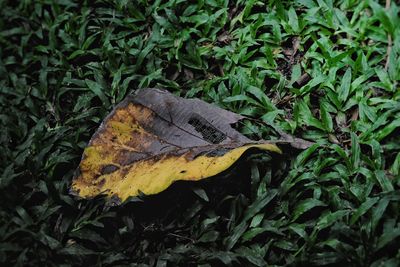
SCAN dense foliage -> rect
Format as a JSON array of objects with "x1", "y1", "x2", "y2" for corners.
[{"x1": 1, "y1": 0, "x2": 399, "y2": 266}]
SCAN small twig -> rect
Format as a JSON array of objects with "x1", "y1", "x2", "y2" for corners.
[
  {"x1": 384, "y1": 0, "x2": 392, "y2": 71},
  {"x1": 295, "y1": 73, "x2": 311, "y2": 87},
  {"x1": 385, "y1": 0, "x2": 391, "y2": 9},
  {"x1": 218, "y1": 63, "x2": 225, "y2": 76},
  {"x1": 289, "y1": 37, "x2": 301, "y2": 64},
  {"x1": 167, "y1": 233, "x2": 195, "y2": 242}
]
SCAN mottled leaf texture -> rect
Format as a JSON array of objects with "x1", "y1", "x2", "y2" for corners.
[{"x1": 71, "y1": 88, "x2": 281, "y2": 202}]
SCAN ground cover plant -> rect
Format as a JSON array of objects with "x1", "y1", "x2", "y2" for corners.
[{"x1": 1, "y1": 0, "x2": 400, "y2": 266}]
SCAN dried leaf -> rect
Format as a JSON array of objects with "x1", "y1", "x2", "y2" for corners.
[{"x1": 71, "y1": 88, "x2": 282, "y2": 202}]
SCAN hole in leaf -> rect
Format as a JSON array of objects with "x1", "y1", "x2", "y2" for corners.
[{"x1": 188, "y1": 115, "x2": 226, "y2": 144}]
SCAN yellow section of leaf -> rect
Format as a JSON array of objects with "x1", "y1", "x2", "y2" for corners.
[{"x1": 72, "y1": 143, "x2": 281, "y2": 202}]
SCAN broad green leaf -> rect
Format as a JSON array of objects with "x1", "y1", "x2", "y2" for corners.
[
  {"x1": 225, "y1": 222, "x2": 248, "y2": 250},
  {"x1": 193, "y1": 188, "x2": 209, "y2": 202},
  {"x1": 350, "y1": 132, "x2": 360, "y2": 171},
  {"x1": 374, "y1": 170, "x2": 394, "y2": 192},
  {"x1": 291, "y1": 198, "x2": 326, "y2": 222},
  {"x1": 198, "y1": 230, "x2": 220, "y2": 243},
  {"x1": 294, "y1": 144, "x2": 319, "y2": 168},
  {"x1": 371, "y1": 197, "x2": 390, "y2": 231},
  {"x1": 288, "y1": 7, "x2": 300, "y2": 33},
  {"x1": 85, "y1": 79, "x2": 110, "y2": 106},
  {"x1": 243, "y1": 189, "x2": 278, "y2": 222},
  {"x1": 390, "y1": 153, "x2": 400, "y2": 175},
  {"x1": 297, "y1": 100, "x2": 324, "y2": 130},
  {"x1": 350, "y1": 197, "x2": 379, "y2": 225},
  {"x1": 338, "y1": 68, "x2": 351, "y2": 103},
  {"x1": 316, "y1": 210, "x2": 350, "y2": 230},
  {"x1": 320, "y1": 100, "x2": 333, "y2": 132},
  {"x1": 375, "y1": 118, "x2": 400, "y2": 141},
  {"x1": 376, "y1": 227, "x2": 400, "y2": 250}
]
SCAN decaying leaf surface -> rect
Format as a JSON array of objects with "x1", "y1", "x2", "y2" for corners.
[{"x1": 71, "y1": 88, "x2": 282, "y2": 202}]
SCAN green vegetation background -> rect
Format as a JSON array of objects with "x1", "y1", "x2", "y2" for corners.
[{"x1": 1, "y1": 0, "x2": 399, "y2": 266}]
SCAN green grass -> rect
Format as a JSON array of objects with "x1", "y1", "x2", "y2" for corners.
[{"x1": 1, "y1": 0, "x2": 400, "y2": 266}]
